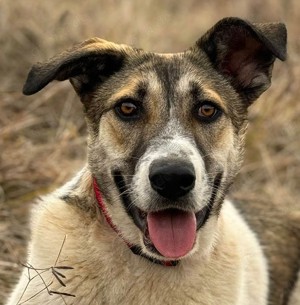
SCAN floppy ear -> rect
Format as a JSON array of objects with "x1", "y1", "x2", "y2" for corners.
[
  {"x1": 196, "y1": 17, "x2": 287, "y2": 104},
  {"x1": 23, "y1": 38, "x2": 134, "y2": 97}
]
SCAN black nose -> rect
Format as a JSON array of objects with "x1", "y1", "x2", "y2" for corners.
[{"x1": 149, "y1": 161, "x2": 196, "y2": 200}]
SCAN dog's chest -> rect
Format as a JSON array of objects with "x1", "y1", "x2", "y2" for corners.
[
  {"x1": 22, "y1": 199, "x2": 266, "y2": 305},
  {"x1": 64, "y1": 247, "x2": 242, "y2": 305}
]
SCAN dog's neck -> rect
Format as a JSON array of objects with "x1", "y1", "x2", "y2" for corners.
[{"x1": 93, "y1": 177, "x2": 179, "y2": 267}]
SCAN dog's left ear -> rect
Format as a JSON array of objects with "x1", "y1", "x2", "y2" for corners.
[{"x1": 195, "y1": 17, "x2": 287, "y2": 105}]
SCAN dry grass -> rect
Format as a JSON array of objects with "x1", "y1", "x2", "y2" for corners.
[{"x1": 1, "y1": 0, "x2": 300, "y2": 303}]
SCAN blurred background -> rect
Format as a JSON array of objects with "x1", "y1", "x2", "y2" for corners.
[{"x1": 0, "y1": 0, "x2": 299, "y2": 303}]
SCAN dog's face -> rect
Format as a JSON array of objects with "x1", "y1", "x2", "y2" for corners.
[{"x1": 23, "y1": 18, "x2": 286, "y2": 261}]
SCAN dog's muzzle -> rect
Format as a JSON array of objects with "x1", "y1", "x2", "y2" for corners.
[
  {"x1": 143, "y1": 160, "x2": 198, "y2": 259},
  {"x1": 108, "y1": 153, "x2": 215, "y2": 261}
]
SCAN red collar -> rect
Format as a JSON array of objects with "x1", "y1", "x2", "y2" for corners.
[{"x1": 93, "y1": 178, "x2": 178, "y2": 267}]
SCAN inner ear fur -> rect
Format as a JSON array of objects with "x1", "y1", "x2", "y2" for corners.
[
  {"x1": 23, "y1": 38, "x2": 134, "y2": 96},
  {"x1": 196, "y1": 17, "x2": 287, "y2": 104}
]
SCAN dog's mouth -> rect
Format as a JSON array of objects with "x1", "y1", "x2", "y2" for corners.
[
  {"x1": 141, "y1": 207, "x2": 209, "y2": 259},
  {"x1": 113, "y1": 171, "x2": 210, "y2": 259}
]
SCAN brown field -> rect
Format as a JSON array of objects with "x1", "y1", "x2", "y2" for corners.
[{"x1": 0, "y1": 0, "x2": 299, "y2": 303}]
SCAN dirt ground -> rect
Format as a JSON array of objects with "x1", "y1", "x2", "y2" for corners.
[{"x1": 1, "y1": 0, "x2": 300, "y2": 304}]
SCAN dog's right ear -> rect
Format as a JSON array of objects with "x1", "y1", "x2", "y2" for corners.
[
  {"x1": 195, "y1": 17, "x2": 287, "y2": 105},
  {"x1": 23, "y1": 38, "x2": 135, "y2": 97}
]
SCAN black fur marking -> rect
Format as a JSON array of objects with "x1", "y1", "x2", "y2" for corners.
[
  {"x1": 60, "y1": 194, "x2": 96, "y2": 214},
  {"x1": 153, "y1": 57, "x2": 182, "y2": 108},
  {"x1": 130, "y1": 245, "x2": 179, "y2": 266},
  {"x1": 112, "y1": 170, "x2": 143, "y2": 230},
  {"x1": 113, "y1": 171, "x2": 131, "y2": 206},
  {"x1": 197, "y1": 172, "x2": 223, "y2": 230},
  {"x1": 73, "y1": 54, "x2": 125, "y2": 96}
]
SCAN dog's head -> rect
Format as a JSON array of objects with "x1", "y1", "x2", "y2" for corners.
[{"x1": 23, "y1": 18, "x2": 286, "y2": 261}]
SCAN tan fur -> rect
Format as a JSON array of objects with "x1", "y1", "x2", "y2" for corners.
[
  {"x1": 234, "y1": 201, "x2": 300, "y2": 305},
  {"x1": 290, "y1": 275, "x2": 300, "y2": 305}
]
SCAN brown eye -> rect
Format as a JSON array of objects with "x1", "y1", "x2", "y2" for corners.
[
  {"x1": 120, "y1": 102, "x2": 137, "y2": 115},
  {"x1": 115, "y1": 99, "x2": 141, "y2": 121},
  {"x1": 195, "y1": 102, "x2": 221, "y2": 123},
  {"x1": 199, "y1": 104, "x2": 216, "y2": 117}
]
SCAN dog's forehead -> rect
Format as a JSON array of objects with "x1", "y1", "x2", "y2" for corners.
[
  {"x1": 142, "y1": 51, "x2": 195, "y2": 82},
  {"x1": 120, "y1": 50, "x2": 227, "y2": 107},
  {"x1": 120, "y1": 52, "x2": 212, "y2": 96}
]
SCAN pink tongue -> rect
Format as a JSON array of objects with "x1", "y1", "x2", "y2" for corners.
[{"x1": 147, "y1": 209, "x2": 196, "y2": 259}]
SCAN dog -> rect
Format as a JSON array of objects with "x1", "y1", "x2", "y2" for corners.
[{"x1": 6, "y1": 17, "x2": 299, "y2": 305}]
